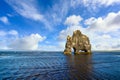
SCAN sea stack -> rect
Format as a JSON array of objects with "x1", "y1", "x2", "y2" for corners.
[{"x1": 64, "y1": 30, "x2": 91, "y2": 55}]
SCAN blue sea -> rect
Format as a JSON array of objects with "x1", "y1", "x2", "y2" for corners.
[{"x1": 0, "y1": 51, "x2": 120, "y2": 80}]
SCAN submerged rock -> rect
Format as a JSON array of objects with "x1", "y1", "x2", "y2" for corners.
[{"x1": 64, "y1": 30, "x2": 91, "y2": 55}]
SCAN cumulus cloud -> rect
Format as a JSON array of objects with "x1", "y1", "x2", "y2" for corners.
[
  {"x1": 0, "y1": 30, "x2": 46, "y2": 51},
  {"x1": 101, "y1": 34, "x2": 111, "y2": 39},
  {"x1": 0, "y1": 30, "x2": 18, "y2": 50},
  {"x1": 8, "y1": 34, "x2": 46, "y2": 50},
  {"x1": 85, "y1": 11, "x2": 120, "y2": 33},
  {"x1": 84, "y1": 11, "x2": 120, "y2": 50},
  {"x1": 0, "y1": 41, "x2": 10, "y2": 50},
  {"x1": 64, "y1": 15, "x2": 83, "y2": 26},
  {"x1": 58, "y1": 15, "x2": 85, "y2": 50},
  {"x1": 58, "y1": 25, "x2": 83, "y2": 41},
  {"x1": 59, "y1": 13, "x2": 120, "y2": 51},
  {"x1": 59, "y1": 15, "x2": 83, "y2": 40},
  {"x1": 6, "y1": 0, "x2": 51, "y2": 30},
  {"x1": 91, "y1": 36, "x2": 120, "y2": 51},
  {"x1": 0, "y1": 16, "x2": 9, "y2": 24}
]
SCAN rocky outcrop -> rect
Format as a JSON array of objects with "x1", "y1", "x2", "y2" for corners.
[{"x1": 64, "y1": 30, "x2": 91, "y2": 55}]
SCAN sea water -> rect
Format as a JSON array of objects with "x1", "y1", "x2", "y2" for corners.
[{"x1": 0, "y1": 51, "x2": 120, "y2": 80}]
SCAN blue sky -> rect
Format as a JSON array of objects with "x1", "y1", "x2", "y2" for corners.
[{"x1": 0, "y1": 0, "x2": 120, "y2": 51}]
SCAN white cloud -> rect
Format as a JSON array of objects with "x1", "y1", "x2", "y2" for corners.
[
  {"x1": 81, "y1": 0, "x2": 120, "y2": 7},
  {"x1": 0, "y1": 30, "x2": 18, "y2": 36},
  {"x1": 58, "y1": 25, "x2": 83, "y2": 41},
  {"x1": 6, "y1": 0, "x2": 51, "y2": 30},
  {"x1": 0, "y1": 41, "x2": 9, "y2": 50},
  {"x1": 0, "y1": 16, "x2": 9, "y2": 24},
  {"x1": 8, "y1": 30, "x2": 18, "y2": 36},
  {"x1": 44, "y1": 0, "x2": 70, "y2": 28},
  {"x1": 97, "y1": 0, "x2": 120, "y2": 6},
  {"x1": 59, "y1": 15, "x2": 84, "y2": 40},
  {"x1": 85, "y1": 11, "x2": 120, "y2": 33},
  {"x1": 70, "y1": 0, "x2": 120, "y2": 11},
  {"x1": 90, "y1": 35, "x2": 120, "y2": 51},
  {"x1": 0, "y1": 31, "x2": 7, "y2": 36},
  {"x1": 84, "y1": 11, "x2": 120, "y2": 50},
  {"x1": 38, "y1": 40, "x2": 66, "y2": 51},
  {"x1": 38, "y1": 45, "x2": 62, "y2": 51},
  {"x1": 0, "y1": 30, "x2": 18, "y2": 50},
  {"x1": 59, "y1": 13, "x2": 120, "y2": 51},
  {"x1": 8, "y1": 33, "x2": 46, "y2": 50},
  {"x1": 64, "y1": 15, "x2": 83, "y2": 26},
  {"x1": 102, "y1": 34, "x2": 111, "y2": 39},
  {"x1": 0, "y1": 30, "x2": 46, "y2": 51},
  {"x1": 6, "y1": 0, "x2": 42, "y2": 21},
  {"x1": 76, "y1": 0, "x2": 120, "y2": 7},
  {"x1": 58, "y1": 15, "x2": 85, "y2": 50}
]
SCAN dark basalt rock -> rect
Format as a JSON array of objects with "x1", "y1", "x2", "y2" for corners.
[{"x1": 64, "y1": 30, "x2": 91, "y2": 55}]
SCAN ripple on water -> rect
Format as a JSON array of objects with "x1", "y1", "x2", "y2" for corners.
[{"x1": 0, "y1": 52, "x2": 120, "y2": 80}]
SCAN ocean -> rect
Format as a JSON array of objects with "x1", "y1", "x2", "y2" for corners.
[{"x1": 0, "y1": 51, "x2": 120, "y2": 80}]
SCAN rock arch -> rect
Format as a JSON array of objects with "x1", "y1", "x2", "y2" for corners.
[{"x1": 64, "y1": 30, "x2": 91, "y2": 54}]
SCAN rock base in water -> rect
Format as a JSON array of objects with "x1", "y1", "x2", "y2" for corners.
[{"x1": 64, "y1": 30, "x2": 91, "y2": 55}]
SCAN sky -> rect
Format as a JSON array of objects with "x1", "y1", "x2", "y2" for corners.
[{"x1": 0, "y1": 0, "x2": 120, "y2": 51}]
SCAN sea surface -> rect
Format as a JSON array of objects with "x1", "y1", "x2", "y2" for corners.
[{"x1": 0, "y1": 51, "x2": 120, "y2": 80}]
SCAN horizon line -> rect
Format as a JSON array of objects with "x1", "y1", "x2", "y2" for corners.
[{"x1": 0, "y1": 50, "x2": 120, "y2": 52}]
